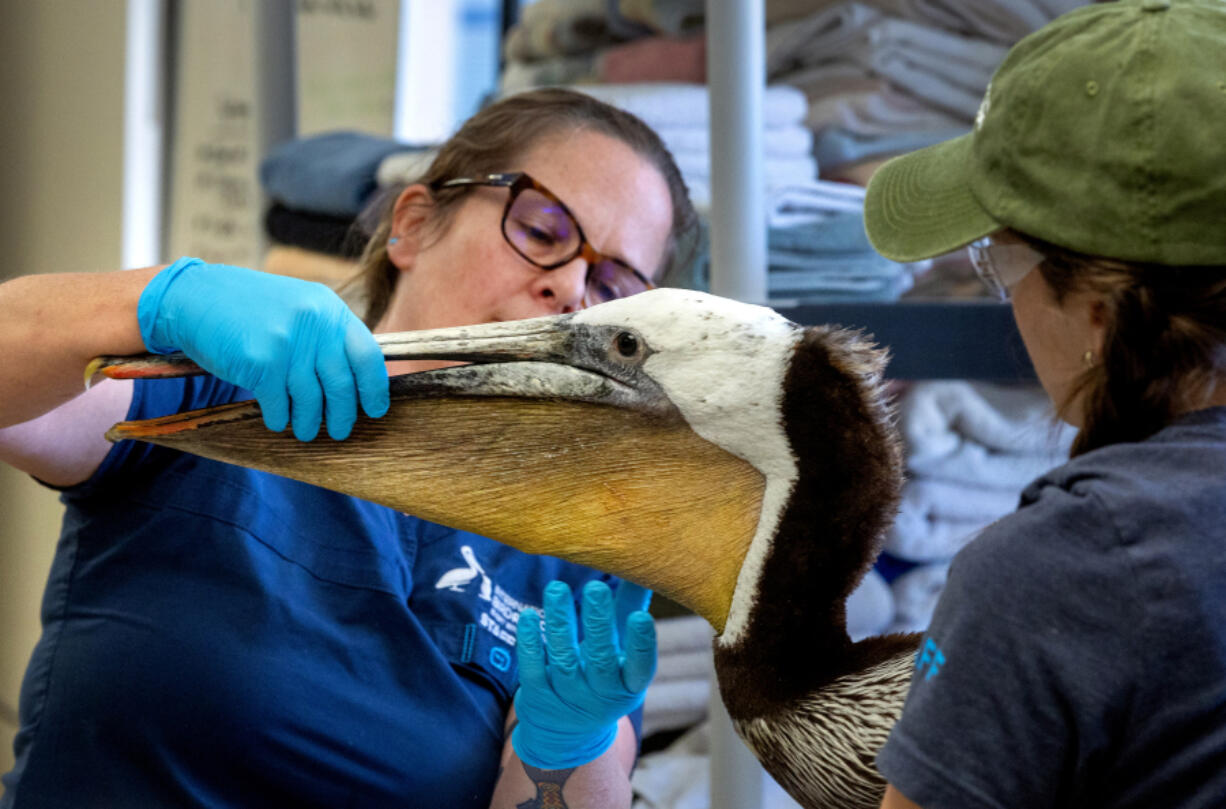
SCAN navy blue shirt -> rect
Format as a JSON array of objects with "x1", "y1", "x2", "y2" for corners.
[
  {"x1": 2, "y1": 376, "x2": 626, "y2": 808},
  {"x1": 878, "y1": 408, "x2": 1226, "y2": 808}
]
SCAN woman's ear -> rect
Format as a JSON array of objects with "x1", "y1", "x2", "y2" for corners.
[
  {"x1": 1088, "y1": 296, "x2": 1109, "y2": 356},
  {"x1": 386, "y1": 184, "x2": 434, "y2": 271}
]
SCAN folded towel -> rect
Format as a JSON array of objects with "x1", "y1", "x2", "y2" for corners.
[
  {"x1": 766, "y1": 1, "x2": 882, "y2": 78},
  {"x1": 865, "y1": 18, "x2": 1007, "y2": 120},
  {"x1": 907, "y1": 440, "x2": 1066, "y2": 492},
  {"x1": 504, "y1": 0, "x2": 616, "y2": 61},
  {"x1": 888, "y1": 561, "x2": 950, "y2": 634},
  {"x1": 879, "y1": 0, "x2": 1088, "y2": 44},
  {"x1": 673, "y1": 152, "x2": 818, "y2": 187},
  {"x1": 765, "y1": 0, "x2": 1087, "y2": 45},
  {"x1": 654, "y1": 614, "x2": 713, "y2": 655},
  {"x1": 768, "y1": 269, "x2": 914, "y2": 304},
  {"x1": 898, "y1": 477, "x2": 1021, "y2": 525},
  {"x1": 768, "y1": 4, "x2": 1008, "y2": 122},
  {"x1": 567, "y1": 82, "x2": 809, "y2": 129},
  {"x1": 766, "y1": 180, "x2": 866, "y2": 227},
  {"x1": 900, "y1": 381, "x2": 1072, "y2": 461},
  {"x1": 598, "y1": 33, "x2": 707, "y2": 84},
  {"x1": 618, "y1": 0, "x2": 705, "y2": 36},
  {"x1": 768, "y1": 209, "x2": 873, "y2": 253},
  {"x1": 787, "y1": 67, "x2": 968, "y2": 136},
  {"x1": 655, "y1": 649, "x2": 715, "y2": 683},
  {"x1": 264, "y1": 203, "x2": 367, "y2": 259},
  {"x1": 260, "y1": 131, "x2": 409, "y2": 217},
  {"x1": 887, "y1": 513, "x2": 993, "y2": 563},
  {"x1": 652, "y1": 124, "x2": 815, "y2": 160},
  {"x1": 641, "y1": 679, "x2": 711, "y2": 739},
  {"x1": 846, "y1": 568, "x2": 894, "y2": 641},
  {"x1": 814, "y1": 126, "x2": 968, "y2": 175},
  {"x1": 500, "y1": 53, "x2": 602, "y2": 94},
  {"x1": 887, "y1": 479, "x2": 1014, "y2": 562}
]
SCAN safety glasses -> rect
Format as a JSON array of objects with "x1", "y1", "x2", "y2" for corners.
[
  {"x1": 968, "y1": 234, "x2": 1047, "y2": 300},
  {"x1": 431, "y1": 172, "x2": 656, "y2": 307}
]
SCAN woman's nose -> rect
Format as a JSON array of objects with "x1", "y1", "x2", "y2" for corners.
[{"x1": 537, "y1": 258, "x2": 588, "y2": 313}]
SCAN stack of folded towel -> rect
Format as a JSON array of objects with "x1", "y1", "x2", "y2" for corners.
[
  {"x1": 568, "y1": 82, "x2": 817, "y2": 213},
  {"x1": 882, "y1": 381, "x2": 1074, "y2": 632},
  {"x1": 551, "y1": 83, "x2": 926, "y2": 304},
  {"x1": 257, "y1": 131, "x2": 436, "y2": 303},
  {"x1": 500, "y1": 0, "x2": 707, "y2": 92},
  {"x1": 764, "y1": 0, "x2": 1087, "y2": 180},
  {"x1": 640, "y1": 615, "x2": 714, "y2": 740},
  {"x1": 674, "y1": 181, "x2": 927, "y2": 304},
  {"x1": 259, "y1": 130, "x2": 429, "y2": 256}
]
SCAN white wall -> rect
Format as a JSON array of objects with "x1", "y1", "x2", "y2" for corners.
[{"x1": 0, "y1": 0, "x2": 127, "y2": 780}]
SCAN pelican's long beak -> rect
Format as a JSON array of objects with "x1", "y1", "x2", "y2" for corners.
[{"x1": 101, "y1": 313, "x2": 765, "y2": 630}]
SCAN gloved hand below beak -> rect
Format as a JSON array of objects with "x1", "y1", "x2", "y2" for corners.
[
  {"x1": 512, "y1": 579, "x2": 657, "y2": 770},
  {"x1": 137, "y1": 257, "x2": 390, "y2": 441}
]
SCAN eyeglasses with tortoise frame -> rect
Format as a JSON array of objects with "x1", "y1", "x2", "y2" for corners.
[{"x1": 430, "y1": 172, "x2": 656, "y2": 308}]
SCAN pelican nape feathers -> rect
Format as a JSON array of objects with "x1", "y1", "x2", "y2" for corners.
[{"x1": 95, "y1": 288, "x2": 921, "y2": 809}]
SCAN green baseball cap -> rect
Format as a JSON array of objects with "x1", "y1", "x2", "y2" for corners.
[{"x1": 865, "y1": 0, "x2": 1226, "y2": 266}]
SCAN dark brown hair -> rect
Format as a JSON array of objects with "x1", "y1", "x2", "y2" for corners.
[
  {"x1": 355, "y1": 88, "x2": 698, "y2": 326},
  {"x1": 1019, "y1": 233, "x2": 1226, "y2": 457}
]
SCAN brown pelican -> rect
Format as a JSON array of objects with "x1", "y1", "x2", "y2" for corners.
[{"x1": 95, "y1": 289, "x2": 920, "y2": 809}]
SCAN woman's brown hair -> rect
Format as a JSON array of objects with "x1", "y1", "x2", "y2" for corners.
[
  {"x1": 1021, "y1": 234, "x2": 1226, "y2": 457},
  {"x1": 354, "y1": 88, "x2": 698, "y2": 326}
]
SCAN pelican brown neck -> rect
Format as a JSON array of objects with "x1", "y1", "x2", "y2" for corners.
[{"x1": 715, "y1": 326, "x2": 904, "y2": 708}]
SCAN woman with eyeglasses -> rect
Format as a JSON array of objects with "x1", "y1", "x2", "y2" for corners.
[
  {"x1": 0, "y1": 88, "x2": 696, "y2": 808},
  {"x1": 861, "y1": 2, "x2": 1226, "y2": 807}
]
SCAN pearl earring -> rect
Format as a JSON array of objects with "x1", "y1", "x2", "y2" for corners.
[{"x1": 1083, "y1": 350, "x2": 1096, "y2": 367}]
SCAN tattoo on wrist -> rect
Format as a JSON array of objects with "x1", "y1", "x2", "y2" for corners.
[{"x1": 516, "y1": 764, "x2": 576, "y2": 809}]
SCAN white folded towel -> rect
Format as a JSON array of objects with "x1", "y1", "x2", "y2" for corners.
[
  {"x1": 566, "y1": 82, "x2": 810, "y2": 130},
  {"x1": 766, "y1": 1, "x2": 882, "y2": 77},
  {"x1": 900, "y1": 381, "x2": 1073, "y2": 462},
  {"x1": 641, "y1": 679, "x2": 711, "y2": 739},
  {"x1": 907, "y1": 440, "x2": 1064, "y2": 492},
  {"x1": 767, "y1": 179, "x2": 866, "y2": 224},
  {"x1": 896, "y1": 477, "x2": 1019, "y2": 524},
  {"x1": 653, "y1": 124, "x2": 815, "y2": 159},
  {"x1": 887, "y1": 478, "x2": 1013, "y2": 562},
  {"x1": 655, "y1": 649, "x2": 715, "y2": 683},
  {"x1": 654, "y1": 613, "x2": 713, "y2": 654},
  {"x1": 672, "y1": 152, "x2": 819, "y2": 186},
  {"x1": 846, "y1": 568, "x2": 894, "y2": 641},
  {"x1": 888, "y1": 561, "x2": 950, "y2": 634}
]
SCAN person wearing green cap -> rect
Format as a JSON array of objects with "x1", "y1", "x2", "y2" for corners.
[{"x1": 865, "y1": 1, "x2": 1226, "y2": 807}]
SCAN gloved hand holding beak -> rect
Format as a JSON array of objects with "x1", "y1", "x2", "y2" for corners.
[{"x1": 137, "y1": 257, "x2": 389, "y2": 441}]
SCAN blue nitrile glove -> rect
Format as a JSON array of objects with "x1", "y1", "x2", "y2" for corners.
[
  {"x1": 137, "y1": 257, "x2": 389, "y2": 441},
  {"x1": 512, "y1": 579, "x2": 656, "y2": 770}
]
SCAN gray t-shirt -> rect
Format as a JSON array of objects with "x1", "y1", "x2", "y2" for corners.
[{"x1": 877, "y1": 407, "x2": 1226, "y2": 808}]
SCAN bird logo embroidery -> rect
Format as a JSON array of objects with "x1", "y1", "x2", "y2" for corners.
[{"x1": 434, "y1": 544, "x2": 493, "y2": 601}]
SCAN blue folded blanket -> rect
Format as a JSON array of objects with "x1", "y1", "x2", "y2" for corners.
[{"x1": 260, "y1": 131, "x2": 410, "y2": 217}]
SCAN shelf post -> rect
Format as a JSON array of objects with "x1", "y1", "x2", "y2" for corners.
[
  {"x1": 706, "y1": 0, "x2": 771, "y2": 804},
  {"x1": 706, "y1": 0, "x2": 768, "y2": 305}
]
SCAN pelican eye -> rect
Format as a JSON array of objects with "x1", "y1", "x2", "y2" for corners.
[{"x1": 615, "y1": 331, "x2": 640, "y2": 358}]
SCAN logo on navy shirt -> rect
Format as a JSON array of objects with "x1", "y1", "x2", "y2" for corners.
[
  {"x1": 435, "y1": 544, "x2": 536, "y2": 649},
  {"x1": 916, "y1": 637, "x2": 946, "y2": 680},
  {"x1": 434, "y1": 544, "x2": 492, "y2": 601}
]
